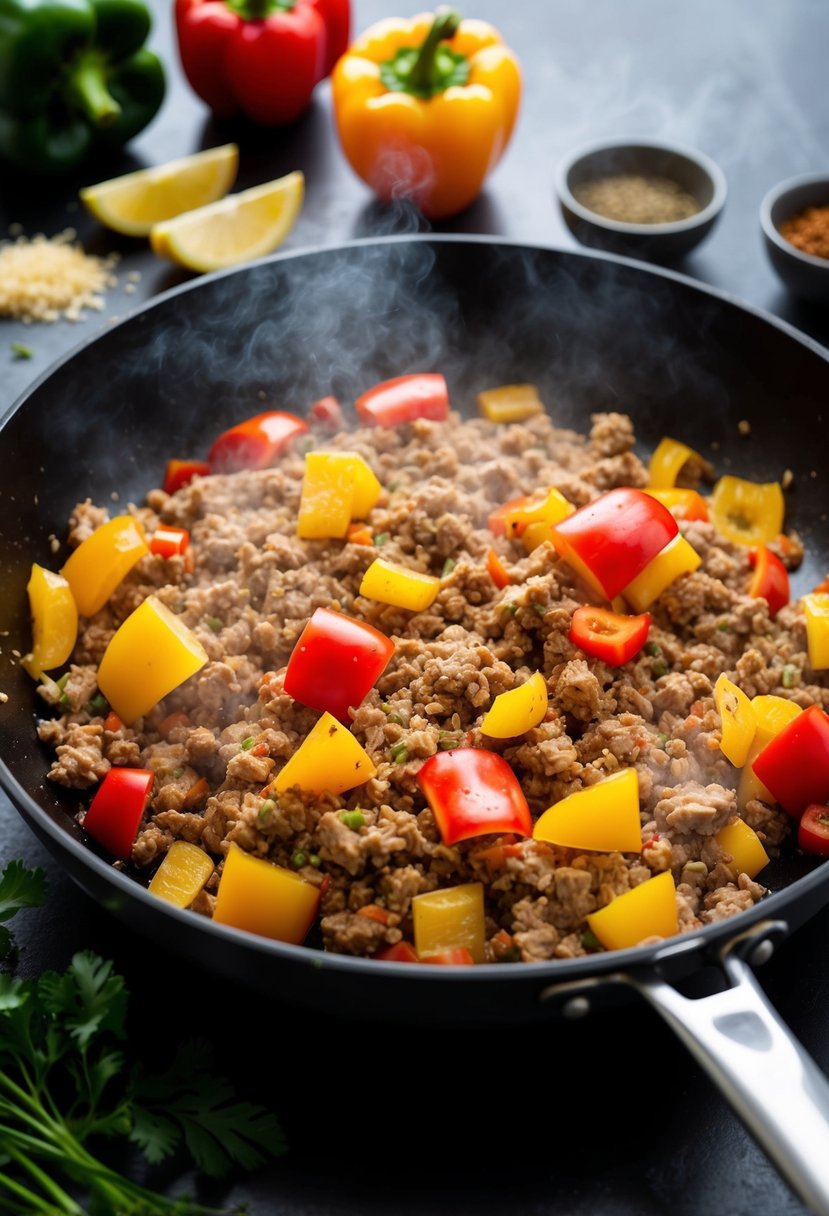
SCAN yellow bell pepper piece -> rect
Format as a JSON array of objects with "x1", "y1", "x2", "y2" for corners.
[
  {"x1": 643, "y1": 487, "x2": 709, "y2": 521},
  {"x1": 503, "y1": 487, "x2": 574, "y2": 553},
  {"x1": 273, "y1": 710, "x2": 377, "y2": 796},
  {"x1": 709, "y1": 475, "x2": 785, "y2": 547},
  {"x1": 61, "y1": 515, "x2": 148, "y2": 618},
  {"x1": 803, "y1": 593, "x2": 829, "y2": 670},
  {"x1": 586, "y1": 870, "x2": 677, "y2": 950},
  {"x1": 360, "y1": 557, "x2": 441, "y2": 612},
  {"x1": 622, "y1": 534, "x2": 701, "y2": 613},
  {"x1": 533, "y1": 767, "x2": 642, "y2": 853},
  {"x1": 412, "y1": 882, "x2": 485, "y2": 962},
  {"x1": 477, "y1": 384, "x2": 544, "y2": 424},
  {"x1": 738, "y1": 694, "x2": 803, "y2": 808},
  {"x1": 481, "y1": 671, "x2": 548, "y2": 738},
  {"x1": 213, "y1": 842, "x2": 320, "y2": 944},
  {"x1": 97, "y1": 594, "x2": 208, "y2": 725},
  {"x1": 148, "y1": 840, "x2": 215, "y2": 909},
  {"x1": 21, "y1": 563, "x2": 78, "y2": 680},
  {"x1": 715, "y1": 818, "x2": 770, "y2": 880},
  {"x1": 648, "y1": 436, "x2": 697, "y2": 488},
  {"x1": 296, "y1": 451, "x2": 382, "y2": 539},
  {"x1": 714, "y1": 674, "x2": 756, "y2": 767}
]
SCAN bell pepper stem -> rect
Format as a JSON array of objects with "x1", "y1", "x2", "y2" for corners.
[
  {"x1": 67, "y1": 55, "x2": 121, "y2": 129},
  {"x1": 407, "y1": 7, "x2": 462, "y2": 94}
]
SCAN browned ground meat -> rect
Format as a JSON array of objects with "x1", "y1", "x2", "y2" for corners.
[{"x1": 36, "y1": 408, "x2": 828, "y2": 963}]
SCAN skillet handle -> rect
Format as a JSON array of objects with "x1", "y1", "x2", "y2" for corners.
[{"x1": 634, "y1": 950, "x2": 829, "y2": 1216}]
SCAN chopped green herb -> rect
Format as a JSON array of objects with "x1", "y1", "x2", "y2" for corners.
[
  {"x1": 657, "y1": 732, "x2": 670, "y2": 748},
  {"x1": 206, "y1": 616, "x2": 223, "y2": 632},
  {"x1": 651, "y1": 660, "x2": 668, "y2": 679},
  {"x1": 781, "y1": 664, "x2": 798, "y2": 689},
  {"x1": 10, "y1": 341, "x2": 32, "y2": 359},
  {"x1": 581, "y1": 929, "x2": 603, "y2": 951},
  {"x1": 374, "y1": 531, "x2": 390, "y2": 547},
  {"x1": 56, "y1": 673, "x2": 69, "y2": 690},
  {"x1": 503, "y1": 602, "x2": 519, "y2": 615},
  {"x1": 173, "y1": 767, "x2": 184, "y2": 779},
  {"x1": 241, "y1": 736, "x2": 255, "y2": 750},
  {"x1": 291, "y1": 850, "x2": 307, "y2": 869},
  {"x1": 717, "y1": 621, "x2": 731, "y2": 632},
  {"x1": 441, "y1": 557, "x2": 456, "y2": 578},
  {"x1": 258, "y1": 798, "x2": 275, "y2": 823},
  {"x1": 386, "y1": 482, "x2": 399, "y2": 492},
  {"x1": 308, "y1": 853, "x2": 322, "y2": 868},
  {"x1": 644, "y1": 641, "x2": 662, "y2": 657},
  {"x1": 390, "y1": 742, "x2": 409, "y2": 764},
  {"x1": 339, "y1": 809, "x2": 365, "y2": 830},
  {"x1": 533, "y1": 602, "x2": 547, "y2": 616},
  {"x1": 438, "y1": 732, "x2": 457, "y2": 751},
  {"x1": 381, "y1": 703, "x2": 403, "y2": 725},
  {"x1": 85, "y1": 691, "x2": 109, "y2": 717}
]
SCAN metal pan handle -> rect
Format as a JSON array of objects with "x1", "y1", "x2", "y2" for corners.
[{"x1": 633, "y1": 949, "x2": 829, "y2": 1216}]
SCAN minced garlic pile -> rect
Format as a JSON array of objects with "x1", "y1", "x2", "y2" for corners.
[{"x1": 0, "y1": 228, "x2": 119, "y2": 323}]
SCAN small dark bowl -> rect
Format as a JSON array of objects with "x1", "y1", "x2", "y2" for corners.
[
  {"x1": 760, "y1": 173, "x2": 829, "y2": 305},
  {"x1": 555, "y1": 138, "x2": 727, "y2": 263}
]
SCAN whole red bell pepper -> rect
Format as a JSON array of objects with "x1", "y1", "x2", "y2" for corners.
[{"x1": 175, "y1": 0, "x2": 350, "y2": 125}]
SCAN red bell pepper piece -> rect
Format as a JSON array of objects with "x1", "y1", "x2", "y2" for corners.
[
  {"x1": 747, "y1": 545, "x2": 790, "y2": 617},
  {"x1": 551, "y1": 487, "x2": 679, "y2": 600},
  {"x1": 487, "y1": 494, "x2": 534, "y2": 537},
  {"x1": 798, "y1": 804, "x2": 829, "y2": 856},
  {"x1": 309, "y1": 395, "x2": 344, "y2": 431},
  {"x1": 149, "y1": 526, "x2": 190, "y2": 559},
  {"x1": 355, "y1": 374, "x2": 449, "y2": 427},
  {"x1": 569, "y1": 605, "x2": 651, "y2": 667},
  {"x1": 175, "y1": 0, "x2": 350, "y2": 125},
  {"x1": 208, "y1": 410, "x2": 308, "y2": 473},
  {"x1": 83, "y1": 767, "x2": 154, "y2": 859},
  {"x1": 417, "y1": 748, "x2": 533, "y2": 846},
  {"x1": 163, "y1": 459, "x2": 211, "y2": 495},
  {"x1": 420, "y1": 948, "x2": 476, "y2": 965},
  {"x1": 374, "y1": 941, "x2": 419, "y2": 963},
  {"x1": 752, "y1": 705, "x2": 829, "y2": 816},
  {"x1": 283, "y1": 606, "x2": 395, "y2": 722},
  {"x1": 486, "y1": 547, "x2": 512, "y2": 590}
]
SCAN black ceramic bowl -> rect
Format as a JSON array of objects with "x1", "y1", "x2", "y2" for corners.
[
  {"x1": 760, "y1": 173, "x2": 829, "y2": 305},
  {"x1": 556, "y1": 137, "x2": 727, "y2": 262}
]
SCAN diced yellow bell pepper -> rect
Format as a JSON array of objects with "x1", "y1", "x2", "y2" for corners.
[
  {"x1": 273, "y1": 710, "x2": 377, "y2": 796},
  {"x1": 644, "y1": 487, "x2": 709, "y2": 521},
  {"x1": 97, "y1": 594, "x2": 208, "y2": 725},
  {"x1": 715, "y1": 818, "x2": 770, "y2": 880},
  {"x1": 480, "y1": 671, "x2": 548, "y2": 738},
  {"x1": 61, "y1": 515, "x2": 149, "y2": 618},
  {"x1": 586, "y1": 870, "x2": 677, "y2": 950},
  {"x1": 360, "y1": 557, "x2": 441, "y2": 612},
  {"x1": 503, "y1": 487, "x2": 573, "y2": 553},
  {"x1": 477, "y1": 383, "x2": 544, "y2": 424},
  {"x1": 648, "y1": 436, "x2": 697, "y2": 488},
  {"x1": 738, "y1": 694, "x2": 803, "y2": 808},
  {"x1": 296, "y1": 451, "x2": 382, "y2": 539},
  {"x1": 709, "y1": 476, "x2": 785, "y2": 547},
  {"x1": 803, "y1": 593, "x2": 829, "y2": 670},
  {"x1": 412, "y1": 882, "x2": 485, "y2": 962},
  {"x1": 622, "y1": 534, "x2": 702, "y2": 613},
  {"x1": 148, "y1": 840, "x2": 215, "y2": 909},
  {"x1": 213, "y1": 842, "x2": 320, "y2": 943},
  {"x1": 714, "y1": 674, "x2": 756, "y2": 767},
  {"x1": 533, "y1": 767, "x2": 642, "y2": 853},
  {"x1": 21, "y1": 563, "x2": 78, "y2": 680}
]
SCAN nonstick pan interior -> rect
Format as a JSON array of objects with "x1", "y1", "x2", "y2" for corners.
[{"x1": 1, "y1": 235, "x2": 828, "y2": 1022}]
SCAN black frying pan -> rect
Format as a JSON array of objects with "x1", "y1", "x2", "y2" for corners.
[{"x1": 1, "y1": 236, "x2": 829, "y2": 1209}]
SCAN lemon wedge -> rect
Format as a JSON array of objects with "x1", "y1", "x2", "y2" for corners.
[
  {"x1": 149, "y1": 172, "x2": 305, "y2": 273},
  {"x1": 79, "y1": 145, "x2": 240, "y2": 237}
]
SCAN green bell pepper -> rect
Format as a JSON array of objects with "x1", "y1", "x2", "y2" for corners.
[{"x1": 0, "y1": 0, "x2": 165, "y2": 173}]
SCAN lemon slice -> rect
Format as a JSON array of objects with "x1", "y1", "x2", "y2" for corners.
[
  {"x1": 79, "y1": 144, "x2": 240, "y2": 237},
  {"x1": 149, "y1": 172, "x2": 305, "y2": 273}
]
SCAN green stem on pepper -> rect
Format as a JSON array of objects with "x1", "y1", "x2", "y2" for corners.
[
  {"x1": 66, "y1": 53, "x2": 121, "y2": 127},
  {"x1": 379, "y1": 7, "x2": 470, "y2": 100}
]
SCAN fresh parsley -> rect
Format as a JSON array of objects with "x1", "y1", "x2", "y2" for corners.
[{"x1": 0, "y1": 859, "x2": 285, "y2": 1214}]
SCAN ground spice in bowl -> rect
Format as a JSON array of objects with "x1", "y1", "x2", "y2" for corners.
[
  {"x1": 573, "y1": 174, "x2": 701, "y2": 225},
  {"x1": 779, "y1": 204, "x2": 829, "y2": 260}
]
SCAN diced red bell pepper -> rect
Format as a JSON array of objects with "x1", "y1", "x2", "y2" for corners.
[
  {"x1": 752, "y1": 705, "x2": 829, "y2": 816},
  {"x1": 747, "y1": 545, "x2": 790, "y2": 617},
  {"x1": 486, "y1": 547, "x2": 512, "y2": 589},
  {"x1": 569, "y1": 605, "x2": 651, "y2": 666},
  {"x1": 798, "y1": 804, "x2": 829, "y2": 856},
  {"x1": 417, "y1": 747, "x2": 533, "y2": 846},
  {"x1": 283, "y1": 606, "x2": 395, "y2": 722},
  {"x1": 355, "y1": 374, "x2": 449, "y2": 427},
  {"x1": 374, "y1": 941, "x2": 419, "y2": 963},
  {"x1": 163, "y1": 459, "x2": 211, "y2": 495},
  {"x1": 420, "y1": 948, "x2": 476, "y2": 965},
  {"x1": 208, "y1": 410, "x2": 308, "y2": 473},
  {"x1": 83, "y1": 767, "x2": 154, "y2": 859},
  {"x1": 551, "y1": 487, "x2": 679, "y2": 600},
  {"x1": 309, "y1": 395, "x2": 344, "y2": 430},
  {"x1": 487, "y1": 494, "x2": 533, "y2": 537},
  {"x1": 149, "y1": 526, "x2": 190, "y2": 559}
]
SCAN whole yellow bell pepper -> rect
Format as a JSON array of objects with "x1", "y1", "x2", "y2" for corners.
[
  {"x1": 21, "y1": 563, "x2": 78, "y2": 680},
  {"x1": 331, "y1": 8, "x2": 521, "y2": 220}
]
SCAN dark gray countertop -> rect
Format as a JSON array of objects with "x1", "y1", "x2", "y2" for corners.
[{"x1": 2, "y1": 2, "x2": 829, "y2": 1212}]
